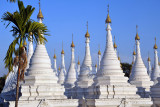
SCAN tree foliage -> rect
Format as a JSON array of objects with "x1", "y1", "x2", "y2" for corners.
[
  {"x1": 121, "y1": 63, "x2": 132, "y2": 78},
  {"x1": 2, "y1": 0, "x2": 49, "y2": 73}
]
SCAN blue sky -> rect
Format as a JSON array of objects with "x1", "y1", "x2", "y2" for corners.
[{"x1": 0, "y1": 0, "x2": 160, "y2": 77}]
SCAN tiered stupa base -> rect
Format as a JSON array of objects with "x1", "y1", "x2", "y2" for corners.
[
  {"x1": 5, "y1": 99, "x2": 79, "y2": 107},
  {"x1": 86, "y1": 98, "x2": 152, "y2": 107}
]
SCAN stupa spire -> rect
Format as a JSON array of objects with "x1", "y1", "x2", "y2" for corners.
[
  {"x1": 129, "y1": 25, "x2": 153, "y2": 97},
  {"x1": 147, "y1": 52, "x2": 151, "y2": 77},
  {"x1": 151, "y1": 37, "x2": 160, "y2": 84},
  {"x1": 113, "y1": 36, "x2": 117, "y2": 53},
  {"x1": 76, "y1": 56, "x2": 80, "y2": 79},
  {"x1": 53, "y1": 49, "x2": 58, "y2": 76},
  {"x1": 132, "y1": 45, "x2": 136, "y2": 65},
  {"x1": 58, "y1": 42, "x2": 66, "y2": 85},
  {"x1": 37, "y1": 0, "x2": 43, "y2": 23},
  {"x1": 65, "y1": 34, "x2": 77, "y2": 88},
  {"x1": 81, "y1": 21, "x2": 92, "y2": 71},
  {"x1": 85, "y1": 21, "x2": 90, "y2": 38},
  {"x1": 98, "y1": 45, "x2": 101, "y2": 70},
  {"x1": 26, "y1": 33, "x2": 34, "y2": 70},
  {"x1": 105, "y1": 5, "x2": 111, "y2": 23},
  {"x1": 75, "y1": 22, "x2": 93, "y2": 98}
]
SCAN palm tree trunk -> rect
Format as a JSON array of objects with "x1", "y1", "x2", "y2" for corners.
[{"x1": 15, "y1": 65, "x2": 20, "y2": 107}]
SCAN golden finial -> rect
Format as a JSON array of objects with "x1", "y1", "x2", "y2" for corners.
[
  {"x1": 61, "y1": 41, "x2": 65, "y2": 54},
  {"x1": 133, "y1": 45, "x2": 136, "y2": 55},
  {"x1": 98, "y1": 44, "x2": 101, "y2": 55},
  {"x1": 147, "y1": 52, "x2": 151, "y2": 61},
  {"x1": 105, "y1": 4, "x2": 111, "y2": 23},
  {"x1": 23, "y1": 40, "x2": 27, "y2": 46},
  {"x1": 58, "y1": 67, "x2": 61, "y2": 71},
  {"x1": 85, "y1": 21, "x2": 90, "y2": 38},
  {"x1": 132, "y1": 61, "x2": 134, "y2": 65},
  {"x1": 118, "y1": 52, "x2": 120, "y2": 61},
  {"x1": 37, "y1": 0, "x2": 44, "y2": 19},
  {"x1": 95, "y1": 64, "x2": 97, "y2": 68},
  {"x1": 135, "y1": 25, "x2": 140, "y2": 40},
  {"x1": 71, "y1": 33, "x2": 75, "y2": 48},
  {"x1": 78, "y1": 56, "x2": 80, "y2": 65},
  {"x1": 154, "y1": 37, "x2": 158, "y2": 49},
  {"x1": 53, "y1": 49, "x2": 56, "y2": 59},
  {"x1": 113, "y1": 36, "x2": 117, "y2": 49}
]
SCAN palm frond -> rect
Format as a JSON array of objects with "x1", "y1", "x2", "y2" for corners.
[{"x1": 4, "y1": 37, "x2": 19, "y2": 72}]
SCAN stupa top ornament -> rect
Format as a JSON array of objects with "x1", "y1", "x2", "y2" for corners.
[
  {"x1": 105, "y1": 5, "x2": 111, "y2": 23},
  {"x1": 37, "y1": 0, "x2": 44, "y2": 19},
  {"x1": 85, "y1": 21, "x2": 90, "y2": 38},
  {"x1": 154, "y1": 37, "x2": 158, "y2": 49},
  {"x1": 53, "y1": 49, "x2": 56, "y2": 59},
  {"x1": 135, "y1": 25, "x2": 140, "y2": 40},
  {"x1": 61, "y1": 42, "x2": 65, "y2": 54},
  {"x1": 71, "y1": 34, "x2": 75, "y2": 48},
  {"x1": 113, "y1": 36, "x2": 117, "y2": 49}
]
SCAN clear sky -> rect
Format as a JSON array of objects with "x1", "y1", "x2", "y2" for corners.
[{"x1": 0, "y1": 0, "x2": 160, "y2": 77}]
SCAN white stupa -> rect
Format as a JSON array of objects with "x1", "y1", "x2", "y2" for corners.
[
  {"x1": 58, "y1": 45, "x2": 66, "y2": 85},
  {"x1": 1, "y1": 65, "x2": 18, "y2": 96},
  {"x1": 98, "y1": 48, "x2": 101, "y2": 70},
  {"x1": 75, "y1": 22, "x2": 93, "y2": 99},
  {"x1": 76, "y1": 57, "x2": 80, "y2": 78},
  {"x1": 132, "y1": 47, "x2": 136, "y2": 65},
  {"x1": 4, "y1": 3, "x2": 81, "y2": 106},
  {"x1": 151, "y1": 38, "x2": 160, "y2": 84},
  {"x1": 147, "y1": 53, "x2": 152, "y2": 78},
  {"x1": 129, "y1": 26, "x2": 153, "y2": 97},
  {"x1": 53, "y1": 49, "x2": 58, "y2": 76},
  {"x1": 65, "y1": 35, "x2": 77, "y2": 88},
  {"x1": 26, "y1": 35, "x2": 34, "y2": 69},
  {"x1": 130, "y1": 48, "x2": 136, "y2": 79},
  {"x1": 86, "y1": 6, "x2": 152, "y2": 107},
  {"x1": 113, "y1": 36, "x2": 117, "y2": 54}
]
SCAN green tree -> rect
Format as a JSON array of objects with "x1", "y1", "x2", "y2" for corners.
[
  {"x1": 2, "y1": 0, "x2": 48, "y2": 107},
  {"x1": 121, "y1": 63, "x2": 132, "y2": 78}
]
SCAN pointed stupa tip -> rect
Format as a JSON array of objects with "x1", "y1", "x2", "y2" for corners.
[
  {"x1": 78, "y1": 56, "x2": 80, "y2": 65},
  {"x1": 98, "y1": 44, "x2": 101, "y2": 55},
  {"x1": 71, "y1": 34, "x2": 75, "y2": 48},
  {"x1": 105, "y1": 4, "x2": 111, "y2": 23},
  {"x1": 85, "y1": 21, "x2": 90, "y2": 38},
  {"x1": 98, "y1": 50, "x2": 101, "y2": 55},
  {"x1": 95, "y1": 64, "x2": 97, "y2": 68},
  {"x1": 58, "y1": 67, "x2": 61, "y2": 71},
  {"x1": 113, "y1": 36, "x2": 117, "y2": 49},
  {"x1": 147, "y1": 57, "x2": 151, "y2": 62},
  {"x1": 61, "y1": 42, "x2": 65, "y2": 54},
  {"x1": 37, "y1": 0, "x2": 44, "y2": 19},
  {"x1": 53, "y1": 49, "x2": 56, "y2": 59},
  {"x1": 118, "y1": 52, "x2": 120, "y2": 61},
  {"x1": 147, "y1": 52, "x2": 151, "y2": 61},
  {"x1": 135, "y1": 25, "x2": 140, "y2": 40},
  {"x1": 154, "y1": 37, "x2": 158, "y2": 49},
  {"x1": 133, "y1": 50, "x2": 136, "y2": 55},
  {"x1": 132, "y1": 61, "x2": 134, "y2": 65}
]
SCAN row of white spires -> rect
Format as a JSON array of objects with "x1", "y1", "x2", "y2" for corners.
[
  {"x1": 3, "y1": 17, "x2": 160, "y2": 93},
  {"x1": 2, "y1": 4, "x2": 160, "y2": 103}
]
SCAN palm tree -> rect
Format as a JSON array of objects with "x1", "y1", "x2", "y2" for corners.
[{"x1": 2, "y1": 0, "x2": 48, "y2": 107}]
